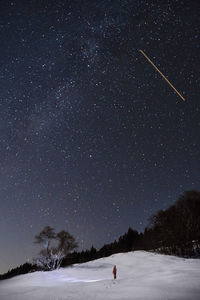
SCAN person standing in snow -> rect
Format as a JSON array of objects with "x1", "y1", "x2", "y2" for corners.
[{"x1": 113, "y1": 265, "x2": 117, "y2": 279}]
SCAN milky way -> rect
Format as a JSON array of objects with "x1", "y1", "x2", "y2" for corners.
[{"x1": 0, "y1": 0, "x2": 199, "y2": 273}]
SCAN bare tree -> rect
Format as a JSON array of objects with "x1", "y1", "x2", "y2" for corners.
[
  {"x1": 34, "y1": 226, "x2": 78, "y2": 270},
  {"x1": 53, "y1": 230, "x2": 78, "y2": 269}
]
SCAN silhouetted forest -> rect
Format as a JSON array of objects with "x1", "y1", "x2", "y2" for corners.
[
  {"x1": 1, "y1": 190, "x2": 199, "y2": 280},
  {"x1": 0, "y1": 263, "x2": 38, "y2": 280}
]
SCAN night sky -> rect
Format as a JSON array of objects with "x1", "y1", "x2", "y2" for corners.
[{"x1": 0, "y1": 0, "x2": 199, "y2": 274}]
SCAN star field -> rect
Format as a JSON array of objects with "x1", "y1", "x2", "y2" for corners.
[{"x1": 0, "y1": 0, "x2": 199, "y2": 273}]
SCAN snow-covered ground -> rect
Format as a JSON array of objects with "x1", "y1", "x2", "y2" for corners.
[{"x1": 0, "y1": 251, "x2": 200, "y2": 300}]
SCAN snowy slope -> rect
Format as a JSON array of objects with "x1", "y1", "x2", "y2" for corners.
[{"x1": 0, "y1": 251, "x2": 200, "y2": 300}]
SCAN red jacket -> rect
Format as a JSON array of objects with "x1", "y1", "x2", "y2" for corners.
[{"x1": 113, "y1": 265, "x2": 117, "y2": 274}]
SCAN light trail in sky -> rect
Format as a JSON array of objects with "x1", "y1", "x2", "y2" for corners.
[{"x1": 139, "y1": 49, "x2": 185, "y2": 102}]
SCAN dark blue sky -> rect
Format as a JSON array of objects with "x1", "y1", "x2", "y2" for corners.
[{"x1": 0, "y1": 0, "x2": 199, "y2": 273}]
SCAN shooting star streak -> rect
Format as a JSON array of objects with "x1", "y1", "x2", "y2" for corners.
[{"x1": 139, "y1": 49, "x2": 185, "y2": 101}]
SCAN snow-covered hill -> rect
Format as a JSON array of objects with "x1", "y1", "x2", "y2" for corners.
[{"x1": 0, "y1": 251, "x2": 200, "y2": 300}]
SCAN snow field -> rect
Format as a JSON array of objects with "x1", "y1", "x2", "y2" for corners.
[{"x1": 0, "y1": 251, "x2": 200, "y2": 300}]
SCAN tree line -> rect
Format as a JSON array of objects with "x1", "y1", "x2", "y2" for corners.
[
  {"x1": 1, "y1": 190, "x2": 199, "y2": 280},
  {"x1": 142, "y1": 190, "x2": 200, "y2": 256}
]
